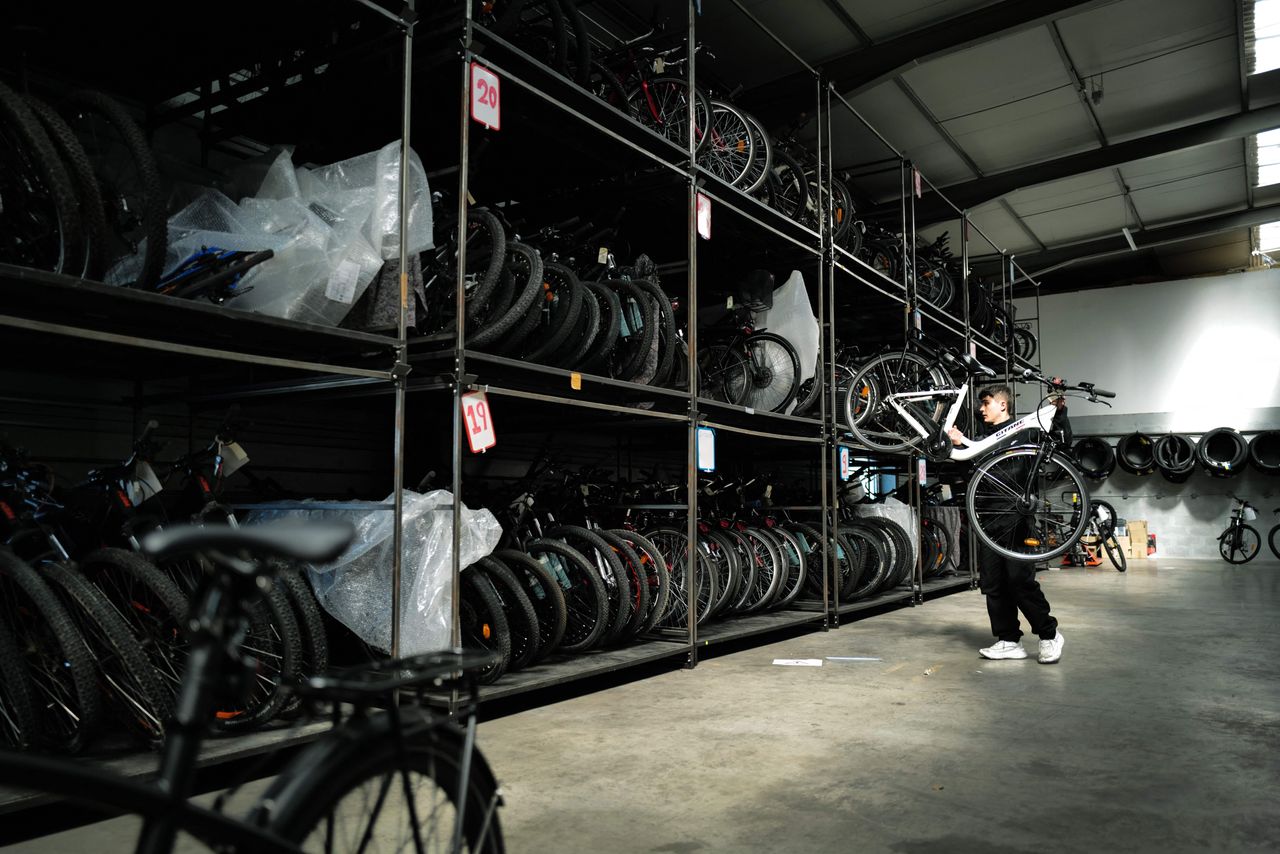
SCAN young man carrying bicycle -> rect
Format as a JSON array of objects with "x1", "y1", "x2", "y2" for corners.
[{"x1": 949, "y1": 385, "x2": 1068, "y2": 664}]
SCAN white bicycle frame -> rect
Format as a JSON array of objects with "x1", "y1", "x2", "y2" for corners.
[{"x1": 885, "y1": 378, "x2": 1058, "y2": 462}]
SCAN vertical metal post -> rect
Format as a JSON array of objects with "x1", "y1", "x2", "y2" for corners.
[
  {"x1": 962, "y1": 213, "x2": 978, "y2": 589},
  {"x1": 391, "y1": 2, "x2": 417, "y2": 664},
  {"x1": 684, "y1": 0, "x2": 699, "y2": 665},
  {"x1": 822, "y1": 82, "x2": 835, "y2": 627},
  {"x1": 452, "y1": 16, "x2": 474, "y2": 652}
]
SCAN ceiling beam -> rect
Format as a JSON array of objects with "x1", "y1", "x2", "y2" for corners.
[
  {"x1": 746, "y1": 0, "x2": 1107, "y2": 121},
  {"x1": 874, "y1": 92, "x2": 1280, "y2": 224},
  {"x1": 976, "y1": 202, "x2": 1280, "y2": 283}
]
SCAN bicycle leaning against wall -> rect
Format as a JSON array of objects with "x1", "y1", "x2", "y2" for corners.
[{"x1": 1218, "y1": 496, "x2": 1262, "y2": 564}]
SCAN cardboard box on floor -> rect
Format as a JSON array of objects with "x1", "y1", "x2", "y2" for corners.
[
  {"x1": 1115, "y1": 534, "x2": 1131, "y2": 558},
  {"x1": 1127, "y1": 520, "x2": 1148, "y2": 559}
]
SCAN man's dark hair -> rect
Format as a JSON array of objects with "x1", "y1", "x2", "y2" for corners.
[{"x1": 978, "y1": 384, "x2": 1013, "y2": 405}]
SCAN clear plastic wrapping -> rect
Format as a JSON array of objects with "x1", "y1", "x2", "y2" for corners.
[
  {"x1": 755, "y1": 270, "x2": 819, "y2": 414},
  {"x1": 246, "y1": 490, "x2": 500, "y2": 655},
  {"x1": 108, "y1": 140, "x2": 433, "y2": 327},
  {"x1": 852, "y1": 499, "x2": 919, "y2": 570}
]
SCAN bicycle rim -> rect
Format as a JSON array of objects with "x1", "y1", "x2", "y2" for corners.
[
  {"x1": 967, "y1": 449, "x2": 1090, "y2": 562},
  {"x1": 738, "y1": 335, "x2": 799, "y2": 413}
]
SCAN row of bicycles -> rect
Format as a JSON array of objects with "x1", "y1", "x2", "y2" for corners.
[
  {"x1": 0, "y1": 421, "x2": 327, "y2": 753},
  {"x1": 456, "y1": 465, "x2": 965, "y2": 685}
]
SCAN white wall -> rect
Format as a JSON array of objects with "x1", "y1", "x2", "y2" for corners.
[
  {"x1": 1015, "y1": 268, "x2": 1280, "y2": 423},
  {"x1": 1013, "y1": 269, "x2": 1280, "y2": 560}
]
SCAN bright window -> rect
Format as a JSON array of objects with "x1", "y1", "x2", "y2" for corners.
[
  {"x1": 1256, "y1": 221, "x2": 1280, "y2": 252},
  {"x1": 1254, "y1": 128, "x2": 1280, "y2": 187},
  {"x1": 1251, "y1": 0, "x2": 1280, "y2": 74}
]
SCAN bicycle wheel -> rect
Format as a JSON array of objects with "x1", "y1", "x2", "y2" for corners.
[
  {"x1": 477, "y1": 557, "x2": 540, "y2": 672},
  {"x1": 766, "y1": 525, "x2": 808, "y2": 609},
  {"x1": 472, "y1": 241, "x2": 543, "y2": 351},
  {"x1": 1103, "y1": 533, "x2": 1127, "y2": 572},
  {"x1": 738, "y1": 110, "x2": 773, "y2": 194},
  {"x1": 631, "y1": 279, "x2": 676, "y2": 387},
  {"x1": 594, "y1": 529, "x2": 650, "y2": 639},
  {"x1": 697, "y1": 344, "x2": 749, "y2": 403},
  {"x1": 731, "y1": 333, "x2": 800, "y2": 414},
  {"x1": 546, "y1": 525, "x2": 631, "y2": 645},
  {"x1": 1270, "y1": 524, "x2": 1280, "y2": 561},
  {"x1": 0, "y1": 547, "x2": 101, "y2": 753},
  {"x1": 644, "y1": 528, "x2": 714, "y2": 628},
  {"x1": 524, "y1": 262, "x2": 584, "y2": 363},
  {"x1": 845, "y1": 524, "x2": 889, "y2": 600},
  {"x1": 769, "y1": 148, "x2": 809, "y2": 222},
  {"x1": 699, "y1": 100, "x2": 756, "y2": 187},
  {"x1": 493, "y1": 549, "x2": 567, "y2": 659},
  {"x1": 459, "y1": 566, "x2": 511, "y2": 684},
  {"x1": 698, "y1": 531, "x2": 738, "y2": 618},
  {"x1": 607, "y1": 280, "x2": 657, "y2": 382},
  {"x1": 606, "y1": 530, "x2": 671, "y2": 636},
  {"x1": 41, "y1": 562, "x2": 171, "y2": 748},
  {"x1": 738, "y1": 528, "x2": 783, "y2": 612},
  {"x1": 627, "y1": 76, "x2": 711, "y2": 154},
  {"x1": 0, "y1": 80, "x2": 84, "y2": 274},
  {"x1": 967, "y1": 448, "x2": 1091, "y2": 562},
  {"x1": 64, "y1": 90, "x2": 165, "y2": 288},
  {"x1": 785, "y1": 522, "x2": 828, "y2": 601},
  {"x1": 26, "y1": 94, "x2": 105, "y2": 279},
  {"x1": 525, "y1": 539, "x2": 607, "y2": 653},
  {"x1": 1219, "y1": 525, "x2": 1260, "y2": 564},
  {"x1": 77, "y1": 547, "x2": 190, "y2": 706},
  {"x1": 257, "y1": 714, "x2": 504, "y2": 854},
  {"x1": 845, "y1": 351, "x2": 948, "y2": 453},
  {"x1": 0, "y1": 612, "x2": 38, "y2": 749}
]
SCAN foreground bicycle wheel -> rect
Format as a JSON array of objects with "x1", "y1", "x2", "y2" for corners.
[
  {"x1": 966, "y1": 448, "x2": 1090, "y2": 562},
  {"x1": 257, "y1": 717, "x2": 504, "y2": 853},
  {"x1": 845, "y1": 351, "x2": 948, "y2": 453}
]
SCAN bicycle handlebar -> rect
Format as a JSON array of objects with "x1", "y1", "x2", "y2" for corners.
[{"x1": 1019, "y1": 368, "x2": 1114, "y2": 399}]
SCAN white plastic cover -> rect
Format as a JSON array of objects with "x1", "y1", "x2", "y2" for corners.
[
  {"x1": 755, "y1": 270, "x2": 819, "y2": 414},
  {"x1": 246, "y1": 490, "x2": 501, "y2": 655},
  {"x1": 108, "y1": 141, "x2": 433, "y2": 327}
]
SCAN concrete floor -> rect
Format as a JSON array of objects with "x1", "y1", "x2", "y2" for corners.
[{"x1": 9, "y1": 557, "x2": 1280, "y2": 852}]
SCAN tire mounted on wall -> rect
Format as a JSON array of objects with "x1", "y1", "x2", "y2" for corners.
[{"x1": 1196, "y1": 427, "x2": 1248, "y2": 478}]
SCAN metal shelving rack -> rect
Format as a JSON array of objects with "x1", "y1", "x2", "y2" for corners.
[{"x1": 0, "y1": 0, "x2": 1003, "y2": 729}]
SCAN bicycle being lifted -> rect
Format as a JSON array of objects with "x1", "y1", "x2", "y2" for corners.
[{"x1": 843, "y1": 328, "x2": 1116, "y2": 562}]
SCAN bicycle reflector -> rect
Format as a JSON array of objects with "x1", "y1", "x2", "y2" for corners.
[
  {"x1": 1024, "y1": 538, "x2": 1042, "y2": 547},
  {"x1": 482, "y1": 623, "x2": 492, "y2": 640}
]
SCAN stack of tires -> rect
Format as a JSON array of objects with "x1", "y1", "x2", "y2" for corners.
[
  {"x1": 1072, "y1": 437, "x2": 1116, "y2": 481},
  {"x1": 1249, "y1": 430, "x2": 1280, "y2": 475},
  {"x1": 1154, "y1": 434, "x2": 1196, "y2": 483},
  {"x1": 1116, "y1": 432, "x2": 1158, "y2": 476},
  {"x1": 1196, "y1": 427, "x2": 1248, "y2": 478}
]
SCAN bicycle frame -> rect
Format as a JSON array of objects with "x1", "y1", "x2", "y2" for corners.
[{"x1": 882, "y1": 377, "x2": 1058, "y2": 462}]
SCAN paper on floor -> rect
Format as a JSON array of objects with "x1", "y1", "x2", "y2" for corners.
[{"x1": 773, "y1": 658, "x2": 823, "y2": 666}]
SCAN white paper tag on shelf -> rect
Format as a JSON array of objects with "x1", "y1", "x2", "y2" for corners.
[
  {"x1": 744, "y1": 407, "x2": 755, "y2": 415},
  {"x1": 696, "y1": 192, "x2": 711, "y2": 239},
  {"x1": 940, "y1": 484, "x2": 952, "y2": 501},
  {"x1": 462, "y1": 390, "x2": 497, "y2": 453},
  {"x1": 839, "y1": 446, "x2": 852, "y2": 481},
  {"x1": 597, "y1": 246, "x2": 609, "y2": 264},
  {"x1": 918, "y1": 457, "x2": 927, "y2": 486},
  {"x1": 773, "y1": 659, "x2": 823, "y2": 667},
  {"x1": 696, "y1": 426, "x2": 716, "y2": 472},
  {"x1": 219, "y1": 441, "x2": 251, "y2": 478},
  {"x1": 325, "y1": 259, "x2": 361, "y2": 304},
  {"x1": 127, "y1": 461, "x2": 164, "y2": 504}
]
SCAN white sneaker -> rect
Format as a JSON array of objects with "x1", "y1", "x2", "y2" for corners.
[
  {"x1": 1038, "y1": 632, "x2": 1065, "y2": 664},
  {"x1": 979, "y1": 640, "x2": 1027, "y2": 660}
]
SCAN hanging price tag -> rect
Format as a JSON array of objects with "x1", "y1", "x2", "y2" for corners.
[
  {"x1": 462, "y1": 390, "x2": 497, "y2": 452},
  {"x1": 470, "y1": 62, "x2": 501, "y2": 130},
  {"x1": 839, "y1": 446, "x2": 852, "y2": 481},
  {"x1": 696, "y1": 192, "x2": 712, "y2": 239},
  {"x1": 917, "y1": 458, "x2": 928, "y2": 486}
]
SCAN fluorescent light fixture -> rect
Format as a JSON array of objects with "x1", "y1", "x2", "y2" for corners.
[{"x1": 1121, "y1": 227, "x2": 1138, "y2": 251}]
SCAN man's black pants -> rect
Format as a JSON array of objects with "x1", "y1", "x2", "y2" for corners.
[{"x1": 977, "y1": 546, "x2": 1058, "y2": 642}]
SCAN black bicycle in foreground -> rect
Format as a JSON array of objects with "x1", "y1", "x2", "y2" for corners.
[{"x1": 0, "y1": 522, "x2": 505, "y2": 854}]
